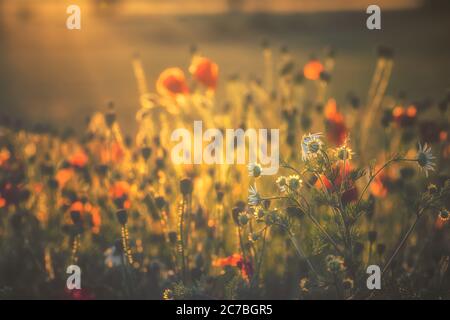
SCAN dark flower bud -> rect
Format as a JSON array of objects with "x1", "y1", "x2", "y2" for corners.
[
  {"x1": 116, "y1": 209, "x2": 128, "y2": 225},
  {"x1": 235, "y1": 201, "x2": 246, "y2": 211},
  {"x1": 319, "y1": 71, "x2": 331, "y2": 83},
  {"x1": 155, "y1": 196, "x2": 166, "y2": 210},
  {"x1": 262, "y1": 199, "x2": 271, "y2": 210},
  {"x1": 96, "y1": 164, "x2": 108, "y2": 176},
  {"x1": 70, "y1": 211, "x2": 82, "y2": 225},
  {"x1": 216, "y1": 190, "x2": 224, "y2": 202},
  {"x1": 179, "y1": 178, "x2": 193, "y2": 196},
  {"x1": 300, "y1": 114, "x2": 312, "y2": 130},
  {"x1": 156, "y1": 157, "x2": 165, "y2": 169},
  {"x1": 141, "y1": 146, "x2": 152, "y2": 161},
  {"x1": 48, "y1": 178, "x2": 59, "y2": 190}
]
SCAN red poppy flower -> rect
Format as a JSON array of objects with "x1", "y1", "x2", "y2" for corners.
[
  {"x1": 303, "y1": 60, "x2": 324, "y2": 81},
  {"x1": 212, "y1": 253, "x2": 253, "y2": 281},
  {"x1": 189, "y1": 56, "x2": 219, "y2": 90},
  {"x1": 325, "y1": 99, "x2": 347, "y2": 146},
  {"x1": 392, "y1": 105, "x2": 416, "y2": 127},
  {"x1": 315, "y1": 162, "x2": 358, "y2": 205},
  {"x1": 68, "y1": 150, "x2": 88, "y2": 168},
  {"x1": 156, "y1": 68, "x2": 189, "y2": 97}
]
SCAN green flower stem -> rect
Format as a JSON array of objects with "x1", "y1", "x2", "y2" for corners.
[
  {"x1": 382, "y1": 207, "x2": 425, "y2": 275},
  {"x1": 287, "y1": 230, "x2": 319, "y2": 278}
]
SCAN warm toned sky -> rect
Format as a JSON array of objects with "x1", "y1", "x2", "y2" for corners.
[{"x1": 1, "y1": 0, "x2": 425, "y2": 17}]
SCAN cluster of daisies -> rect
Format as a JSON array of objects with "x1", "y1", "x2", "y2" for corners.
[{"x1": 247, "y1": 132, "x2": 436, "y2": 206}]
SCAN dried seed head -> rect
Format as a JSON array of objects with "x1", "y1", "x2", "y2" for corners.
[{"x1": 179, "y1": 178, "x2": 193, "y2": 196}]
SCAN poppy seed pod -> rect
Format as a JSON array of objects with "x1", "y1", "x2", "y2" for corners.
[
  {"x1": 179, "y1": 178, "x2": 193, "y2": 196},
  {"x1": 70, "y1": 210, "x2": 82, "y2": 225},
  {"x1": 216, "y1": 190, "x2": 224, "y2": 202},
  {"x1": 155, "y1": 196, "x2": 166, "y2": 210},
  {"x1": 141, "y1": 146, "x2": 152, "y2": 161},
  {"x1": 116, "y1": 209, "x2": 128, "y2": 225}
]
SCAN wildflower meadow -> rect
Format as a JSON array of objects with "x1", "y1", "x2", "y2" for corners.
[{"x1": 0, "y1": 1, "x2": 449, "y2": 301}]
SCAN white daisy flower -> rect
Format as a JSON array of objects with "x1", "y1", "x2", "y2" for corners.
[
  {"x1": 301, "y1": 132, "x2": 324, "y2": 161},
  {"x1": 248, "y1": 184, "x2": 261, "y2": 206},
  {"x1": 416, "y1": 142, "x2": 435, "y2": 177},
  {"x1": 247, "y1": 162, "x2": 262, "y2": 178}
]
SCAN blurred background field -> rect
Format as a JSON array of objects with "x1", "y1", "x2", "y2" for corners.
[
  {"x1": 0, "y1": 0, "x2": 450, "y2": 301},
  {"x1": 1, "y1": 0, "x2": 449, "y2": 135}
]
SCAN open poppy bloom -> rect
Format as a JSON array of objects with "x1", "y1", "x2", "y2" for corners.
[
  {"x1": 392, "y1": 105, "x2": 416, "y2": 127},
  {"x1": 156, "y1": 67, "x2": 189, "y2": 97},
  {"x1": 315, "y1": 162, "x2": 358, "y2": 205},
  {"x1": 189, "y1": 56, "x2": 219, "y2": 90},
  {"x1": 55, "y1": 168, "x2": 74, "y2": 189},
  {"x1": 325, "y1": 99, "x2": 347, "y2": 146},
  {"x1": 68, "y1": 150, "x2": 89, "y2": 168},
  {"x1": 212, "y1": 253, "x2": 253, "y2": 281},
  {"x1": 369, "y1": 166, "x2": 395, "y2": 198},
  {"x1": 303, "y1": 59, "x2": 324, "y2": 81},
  {"x1": 109, "y1": 181, "x2": 131, "y2": 209}
]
